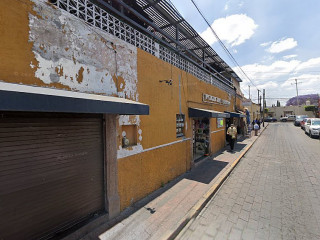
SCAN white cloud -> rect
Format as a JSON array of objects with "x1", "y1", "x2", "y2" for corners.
[
  {"x1": 281, "y1": 74, "x2": 320, "y2": 90},
  {"x1": 260, "y1": 41, "x2": 272, "y2": 47},
  {"x1": 267, "y1": 37, "x2": 298, "y2": 53},
  {"x1": 224, "y1": 3, "x2": 229, "y2": 10},
  {"x1": 257, "y1": 81, "x2": 279, "y2": 89},
  {"x1": 295, "y1": 57, "x2": 320, "y2": 72},
  {"x1": 200, "y1": 14, "x2": 258, "y2": 47},
  {"x1": 283, "y1": 54, "x2": 297, "y2": 60},
  {"x1": 235, "y1": 57, "x2": 320, "y2": 106},
  {"x1": 236, "y1": 60, "x2": 300, "y2": 82}
]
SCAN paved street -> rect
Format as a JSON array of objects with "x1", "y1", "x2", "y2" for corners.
[{"x1": 176, "y1": 122, "x2": 320, "y2": 240}]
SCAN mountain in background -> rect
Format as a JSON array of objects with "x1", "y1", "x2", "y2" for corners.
[{"x1": 286, "y1": 94, "x2": 319, "y2": 106}]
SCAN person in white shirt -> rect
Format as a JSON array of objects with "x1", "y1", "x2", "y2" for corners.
[{"x1": 227, "y1": 124, "x2": 237, "y2": 151}]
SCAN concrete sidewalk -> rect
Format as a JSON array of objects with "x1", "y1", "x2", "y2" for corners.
[{"x1": 76, "y1": 125, "x2": 267, "y2": 240}]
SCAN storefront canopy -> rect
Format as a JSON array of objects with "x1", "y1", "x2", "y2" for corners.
[
  {"x1": 224, "y1": 111, "x2": 245, "y2": 118},
  {"x1": 189, "y1": 107, "x2": 230, "y2": 118},
  {"x1": 0, "y1": 82, "x2": 149, "y2": 115}
]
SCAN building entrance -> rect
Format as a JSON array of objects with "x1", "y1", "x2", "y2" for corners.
[{"x1": 192, "y1": 117, "x2": 210, "y2": 162}]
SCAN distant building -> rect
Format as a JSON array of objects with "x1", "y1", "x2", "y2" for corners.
[
  {"x1": 242, "y1": 99, "x2": 261, "y2": 122},
  {"x1": 267, "y1": 105, "x2": 315, "y2": 120}
]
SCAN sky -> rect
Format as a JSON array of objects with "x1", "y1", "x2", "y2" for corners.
[{"x1": 169, "y1": 0, "x2": 320, "y2": 106}]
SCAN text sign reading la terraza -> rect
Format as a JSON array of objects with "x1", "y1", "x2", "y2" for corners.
[{"x1": 203, "y1": 93, "x2": 230, "y2": 106}]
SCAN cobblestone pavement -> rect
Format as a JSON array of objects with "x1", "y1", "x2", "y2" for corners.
[{"x1": 176, "y1": 122, "x2": 320, "y2": 240}]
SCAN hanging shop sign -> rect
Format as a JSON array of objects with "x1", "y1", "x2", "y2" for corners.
[
  {"x1": 217, "y1": 118, "x2": 224, "y2": 128},
  {"x1": 203, "y1": 93, "x2": 230, "y2": 106},
  {"x1": 242, "y1": 101, "x2": 252, "y2": 106}
]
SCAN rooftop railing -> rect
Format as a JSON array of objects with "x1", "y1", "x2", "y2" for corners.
[{"x1": 49, "y1": 0, "x2": 235, "y2": 94}]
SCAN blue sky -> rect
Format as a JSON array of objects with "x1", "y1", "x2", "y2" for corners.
[{"x1": 170, "y1": 0, "x2": 320, "y2": 106}]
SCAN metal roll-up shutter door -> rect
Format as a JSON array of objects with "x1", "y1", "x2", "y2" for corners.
[{"x1": 0, "y1": 113, "x2": 105, "y2": 240}]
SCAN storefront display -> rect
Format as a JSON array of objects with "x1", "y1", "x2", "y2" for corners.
[{"x1": 193, "y1": 118, "x2": 210, "y2": 161}]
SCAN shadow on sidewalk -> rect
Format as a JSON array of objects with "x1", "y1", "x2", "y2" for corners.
[
  {"x1": 186, "y1": 159, "x2": 228, "y2": 184},
  {"x1": 73, "y1": 136, "x2": 255, "y2": 240},
  {"x1": 234, "y1": 143, "x2": 246, "y2": 152}
]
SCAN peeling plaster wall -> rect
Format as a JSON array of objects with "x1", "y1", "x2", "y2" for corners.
[
  {"x1": 117, "y1": 115, "x2": 143, "y2": 159},
  {"x1": 0, "y1": 0, "x2": 144, "y2": 161},
  {"x1": 30, "y1": 0, "x2": 144, "y2": 158},
  {"x1": 29, "y1": 0, "x2": 138, "y2": 100}
]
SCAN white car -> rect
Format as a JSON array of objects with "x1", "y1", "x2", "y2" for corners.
[
  {"x1": 305, "y1": 118, "x2": 320, "y2": 138},
  {"x1": 287, "y1": 115, "x2": 296, "y2": 121}
]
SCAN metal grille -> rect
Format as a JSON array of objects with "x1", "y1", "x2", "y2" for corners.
[
  {"x1": 50, "y1": 0, "x2": 235, "y2": 94},
  {"x1": 0, "y1": 113, "x2": 104, "y2": 240}
]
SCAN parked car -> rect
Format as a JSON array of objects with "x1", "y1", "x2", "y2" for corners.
[
  {"x1": 280, "y1": 116, "x2": 288, "y2": 122},
  {"x1": 294, "y1": 115, "x2": 308, "y2": 126},
  {"x1": 264, "y1": 117, "x2": 277, "y2": 122},
  {"x1": 287, "y1": 115, "x2": 296, "y2": 121},
  {"x1": 300, "y1": 118, "x2": 310, "y2": 130},
  {"x1": 304, "y1": 118, "x2": 320, "y2": 138}
]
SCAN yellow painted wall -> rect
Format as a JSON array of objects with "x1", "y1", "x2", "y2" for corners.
[
  {"x1": 0, "y1": 0, "x2": 69, "y2": 89},
  {"x1": 118, "y1": 49, "x2": 235, "y2": 210},
  {"x1": 0, "y1": 0, "x2": 240, "y2": 211},
  {"x1": 118, "y1": 140, "x2": 191, "y2": 208},
  {"x1": 210, "y1": 118, "x2": 226, "y2": 154}
]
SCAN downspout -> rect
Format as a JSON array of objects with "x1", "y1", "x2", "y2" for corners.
[{"x1": 179, "y1": 74, "x2": 182, "y2": 114}]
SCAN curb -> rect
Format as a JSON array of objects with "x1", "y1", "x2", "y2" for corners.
[{"x1": 164, "y1": 124, "x2": 268, "y2": 240}]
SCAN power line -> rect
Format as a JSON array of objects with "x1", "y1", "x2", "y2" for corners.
[
  {"x1": 251, "y1": 97, "x2": 291, "y2": 100},
  {"x1": 190, "y1": 0, "x2": 259, "y2": 91},
  {"x1": 242, "y1": 77, "x2": 320, "y2": 81},
  {"x1": 244, "y1": 70, "x2": 320, "y2": 73},
  {"x1": 291, "y1": 79, "x2": 302, "y2": 106}
]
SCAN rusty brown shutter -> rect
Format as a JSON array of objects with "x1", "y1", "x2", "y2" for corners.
[{"x1": 0, "y1": 113, "x2": 105, "y2": 240}]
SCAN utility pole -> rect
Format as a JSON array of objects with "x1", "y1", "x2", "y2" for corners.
[
  {"x1": 292, "y1": 79, "x2": 300, "y2": 106},
  {"x1": 248, "y1": 85, "x2": 251, "y2": 100},
  {"x1": 262, "y1": 89, "x2": 265, "y2": 127},
  {"x1": 259, "y1": 95, "x2": 262, "y2": 119},
  {"x1": 257, "y1": 89, "x2": 260, "y2": 105},
  {"x1": 234, "y1": 87, "x2": 237, "y2": 112}
]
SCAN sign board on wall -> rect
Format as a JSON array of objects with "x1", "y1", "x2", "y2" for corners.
[
  {"x1": 203, "y1": 94, "x2": 230, "y2": 106},
  {"x1": 242, "y1": 101, "x2": 252, "y2": 106},
  {"x1": 217, "y1": 118, "x2": 224, "y2": 128}
]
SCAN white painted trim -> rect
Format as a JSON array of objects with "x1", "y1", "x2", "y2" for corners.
[
  {"x1": 117, "y1": 138, "x2": 191, "y2": 159},
  {"x1": 211, "y1": 129, "x2": 225, "y2": 134},
  {"x1": 0, "y1": 81, "x2": 147, "y2": 105}
]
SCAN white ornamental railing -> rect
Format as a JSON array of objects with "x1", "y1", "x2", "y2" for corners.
[{"x1": 50, "y1": 0, "x2": 234, "y2": 94}]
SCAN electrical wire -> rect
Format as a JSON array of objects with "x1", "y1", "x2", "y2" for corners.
[{"x1": 190, "y1": 0, "x2": 260, "y2": 92}]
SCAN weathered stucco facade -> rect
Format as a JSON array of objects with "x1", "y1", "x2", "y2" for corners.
[{"x1": 0, "y1": 1, "x2": 243, "y2": 237}]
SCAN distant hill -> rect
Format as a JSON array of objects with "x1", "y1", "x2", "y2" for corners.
[{"x1": 286, "y1": 94, "x2": 319, "y2": 106}]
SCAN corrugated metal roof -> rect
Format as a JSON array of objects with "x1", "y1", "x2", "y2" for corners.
[{"x1": 134, "y1": 0, "x2": 242, "y2": 82}]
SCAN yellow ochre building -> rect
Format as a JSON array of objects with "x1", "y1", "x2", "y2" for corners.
[{"x1": 0, "y1": 0, "x2": 245, "y2": 239}]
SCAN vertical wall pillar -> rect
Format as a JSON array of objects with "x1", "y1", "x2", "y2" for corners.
[{"x1": 104, "y1": 114, "x2": 120, "y2": 219}]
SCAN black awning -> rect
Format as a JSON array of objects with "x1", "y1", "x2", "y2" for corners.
[
  {"x1": 224, "y1": 111, "x2": 241, "y2": 118},
  {"x1": 189, "y1": 108, "x2": 230, "y2": 118},
  {"x1": 0, "y1": 83, "x2": 149, "y2": 115}
]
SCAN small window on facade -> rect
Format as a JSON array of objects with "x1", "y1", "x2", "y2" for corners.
[
  {"x1": 176, "y1": 114, "x2": 185, "y2": 138},
  {"x1": 122, "y1": 125, "x2": 137, "y2": 148}
]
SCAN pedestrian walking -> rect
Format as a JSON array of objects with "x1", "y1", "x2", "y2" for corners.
[
  {"x1": 227, "y1": 124, "x2": 237, "y2": 151},
  {"x1": 254, "y1": 122, "x2": 259, "y2": 136}
]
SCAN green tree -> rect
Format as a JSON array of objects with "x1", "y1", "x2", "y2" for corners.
[
  {"x1": 305, "y1": 105, "x2": 317, "y2": 117},
  {"x1": 305, "y1": 105, "x2": 316, "y2": 111}
]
